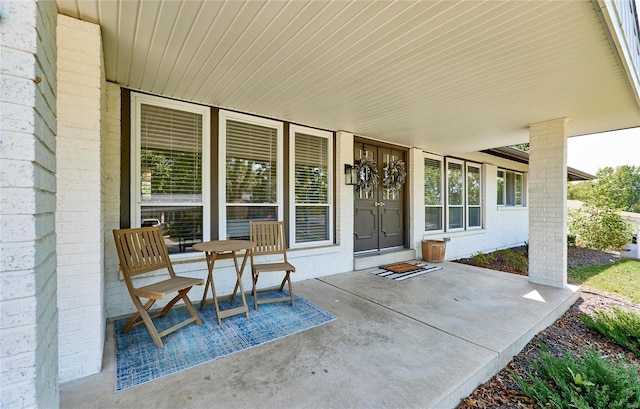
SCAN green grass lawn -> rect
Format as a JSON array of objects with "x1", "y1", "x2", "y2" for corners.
[{"x1": 569, "y1": 259, "x2": 640, "y2": 304}]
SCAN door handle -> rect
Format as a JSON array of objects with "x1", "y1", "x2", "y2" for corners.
[
  {"x1": 374, "y1": 202, "x2": 379, "y2": 207},
  {"x1": 380, "y1": 202, "x2": 385, "y2": 206}
]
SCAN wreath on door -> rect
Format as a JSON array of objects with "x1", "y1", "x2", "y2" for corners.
[
  {"x1": 354, "y1": 156, "x2": 379, "y2": 194},
  {"x1": 383, "y1": 159, "x2": 407, "y2": 193}
]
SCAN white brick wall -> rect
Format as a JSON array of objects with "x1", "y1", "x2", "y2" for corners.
[
  {"x1": 56, "y1": 15, "x2": 105, "y2": 382},
  {"x1": 0, "y1": 0, "x2": 59, "y2": 407},
  {"x1": 528, "y1": 118, "x2": 568, "y2": 288}
]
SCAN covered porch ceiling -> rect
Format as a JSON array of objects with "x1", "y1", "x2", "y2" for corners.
[{"x1": 57, "y1": 0, "x2": 640, "y2": 155}]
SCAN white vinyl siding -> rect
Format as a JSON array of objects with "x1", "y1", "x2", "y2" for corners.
[
  {"x1": 424, "y1": 155, "x2": 444, "y2": 232},
  {"x1": 130, "y1": 92, "x2": 210, "y2": 256},
  {"x1": 219, "y1": 110, "x2": 283, "y2": 240},
  {"x1": 289, "y1": 125, "x2": 333, "y2": 246}
]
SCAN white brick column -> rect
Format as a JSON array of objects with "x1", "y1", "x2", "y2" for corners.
[
  {"x1": 410, "y1": 148, "x2": 425, "y2": 258},
  {"x1": 56, "y1": 15, "x2": 105, "y2": 382},
  {"x1": 336, "y1": 131, "x2": 354, "y2": 253},
  {"x1": 528, "y1": 118, "x2": 568, "y2": 288},
  {"x1": 0, "y1": 1, "x2": 59, "y2": 407}
]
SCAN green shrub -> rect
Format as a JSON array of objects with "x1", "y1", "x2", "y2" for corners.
[
  {"x1": 514, "y1": 345, "x2": 640, "y2": 409},
  {"x1": 568, "y1": 204, "x2": 634, "y2": 250},
  {"x1": 496, "y1": 248, "x2": 528, "y2": 272},
  {"x1": 581, "y1": 308, "x2": 640, "y2": 356},
  {"x1": 470, "y1": 251, "x2": 494, "y2": 267},
  {"x1": 567, "y1": 233, "x2": 577, "y2": 247}
]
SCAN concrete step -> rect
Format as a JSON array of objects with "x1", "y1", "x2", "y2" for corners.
[{"x1": 353, "y1": 248, "x2": 416, "y2": 270}]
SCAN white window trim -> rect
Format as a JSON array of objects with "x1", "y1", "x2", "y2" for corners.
[
  {"x1": 445, "y1": 157, "x2": 465, "y2": 232},
  {"x1": 289, "y1": 124, "x2": 333, "y2": 248},
  {"x1": 424, "y1": 152, "x2": 444, "y2": 233},
  {"x1": 466, "y1": 162, "x2": 482, "y2": 230},
  {"x1": 130, "y1": 92, "x2": 211, "y2": 260},
  {"x1": 218, "y1": 110, "x2": 284, "y2": 240}
]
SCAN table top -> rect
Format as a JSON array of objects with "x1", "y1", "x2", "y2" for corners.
[{"x1": 193, "y1": 239, "x2": 255, "y2": 253}]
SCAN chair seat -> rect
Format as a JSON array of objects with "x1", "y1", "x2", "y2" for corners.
[
  {"x1": 253, "y1": 262, "x2": 295, "y2": 273},
  {"x1": 134, "y1": 276, "x2": 204, "y2": 300}
]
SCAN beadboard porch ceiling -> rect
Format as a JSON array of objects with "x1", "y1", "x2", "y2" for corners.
[{"x1": 56, "y1": 0, "x2": 640, "y2": 155}]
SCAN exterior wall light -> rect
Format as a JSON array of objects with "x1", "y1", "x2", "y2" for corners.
[{"x1": 344, "y1": 164, "x2": 357, "y2": 185}]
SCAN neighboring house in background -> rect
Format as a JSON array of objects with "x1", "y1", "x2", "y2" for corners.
[{"x1": 2, "y1": 0, "x2": 640, "y2": 407}]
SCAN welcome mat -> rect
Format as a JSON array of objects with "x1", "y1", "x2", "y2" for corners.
[
  {"x1": 372, "y1": 261, "x2": 442, "y2": 281},
  {"x1": 114, "y1": 292, "x2": 336, "y2": 391}
]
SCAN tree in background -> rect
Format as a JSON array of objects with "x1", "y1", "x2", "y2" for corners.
[{"x1": 568, "y1": 165, "x2": 640, "y2": 213}]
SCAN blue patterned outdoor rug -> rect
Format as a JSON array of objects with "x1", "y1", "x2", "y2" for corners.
[
  {"x1": 114, "y1": 292, "x2": 336, "y2": 391},
  {"x1": 372, "y1": 261, "x2": 442, "y2": 281}
]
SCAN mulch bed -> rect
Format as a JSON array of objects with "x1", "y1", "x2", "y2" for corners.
[{"x1": 454, "y1": 248, "x2": 639, "y2": 409}]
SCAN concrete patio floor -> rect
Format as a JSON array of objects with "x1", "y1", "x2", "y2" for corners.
[{"x1": 61, "y1": 262, "x2": 580, "y2": 409}]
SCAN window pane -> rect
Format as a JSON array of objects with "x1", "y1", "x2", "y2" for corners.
[
  {"x1": 468, "y1": 207, "x2": 481, "y2": 227},
  {"x1": 425, "y1": 207, "x2": 443, "y2": 231},
  {"x1": 424, "y1": 157, "x2": 442, "y2": 205},
  {"x1": 141, "y1": 206, "x2": 203, "y2": 254},
  {"x1": 506, "y1": 171, "x2": 515, "y2": 206},
  {"x1": 467, "y1": 165, "x2": 481, "y2": 205},
  {"x1": 140, "y1": 104, "x2": 202, "y2": 203},
  {"x1": 226, "y1": 206, "x2": 277, "y2": 240},
  {"x1": 447, "y1": 162, "x2": 463, "y2": 205},
  {"x1": 226, "y1": 120, "x2": 277, "y2": 204},
  {"x1": 295, "y1": 206, "x2": 329, "y2": 243},
  {"x1": 497, "y1": 171, "x2": 505, "y2": 205},
  {"x1": 515, "y1": 174, "x2": 523, "y2": 205},
  {"x1": 295, "y1": 133, "x2": 328, "y2": 204},
  {"x1": 448, "y1": 207, "x2": 463, "y2": 229}
]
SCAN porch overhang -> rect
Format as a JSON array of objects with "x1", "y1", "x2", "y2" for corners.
[{"x1": 56, "y1": 0, "x2": 640, "y2": 154}]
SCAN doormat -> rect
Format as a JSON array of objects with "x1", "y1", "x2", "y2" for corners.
[
  {"x1": 114, "y1": 292, "x2": 336, "y2": 392},
  {"x1": 372, "y1": 261, "x2": 442, "y2": 281}
]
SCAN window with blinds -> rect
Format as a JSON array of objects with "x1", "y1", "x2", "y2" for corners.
[
  {"x1": 221, "y1": 111, "x2": 282, "y2": 240},
  {"x1": 292, "y1": 126, "x2": 332, "y2": 245},
  {"x1": 424, "y1": 156, "x2": 443, "y2": 231},
  {"x1": 132, "y1": 93, "x2": 210, "y2": 255}
]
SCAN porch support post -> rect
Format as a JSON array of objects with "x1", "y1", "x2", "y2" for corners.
[
  {"x1": 336, "y1": 131, "x2": 355, "y2": 254},
  {"x1": 528, "y1": 118, "x2": 568, "y2": 288}
]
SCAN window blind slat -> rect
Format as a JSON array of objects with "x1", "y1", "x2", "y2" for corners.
[
  {"x1": 226, "y1": 120, "x2": 278, "y2": 204},
  {"x1": 295, "y1": 133, "x2": 329, "y2": 205},
  {"x1": 140, "y1": 103, "x2": 202, "y2": 204}
]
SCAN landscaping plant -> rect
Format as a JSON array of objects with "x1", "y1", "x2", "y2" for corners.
[
  {"x1": 470, "y1": 251, "x2": 494, "y2": 268},
  {"x1": 514, "y1": 345, "x2": 640, "y2": 409},
  {"x1": 568, "y1": 203, "x2": 634, "y2": 251},
  {"x1": 581, "y1": 308, "x2": 640, "y2": 357}
]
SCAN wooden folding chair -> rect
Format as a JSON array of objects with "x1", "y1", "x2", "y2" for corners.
[
  {"x1": 113, "y1": 226, "x2": 204, "y2": 348},
  {"x1": 249, "y1": 221, "x2": 296, "y2": 310}
]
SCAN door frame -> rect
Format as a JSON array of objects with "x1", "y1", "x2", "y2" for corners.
[{"x1": 353, "y1": 136, "x2": 410, "y2": 253}]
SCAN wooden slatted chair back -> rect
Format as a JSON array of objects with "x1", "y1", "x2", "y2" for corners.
[
  {"x1": 250, "y1": 221, "x2": 287, "y2": 259},
  {"x1": 113, "y1": 226, "x2": 175, "y2": 278}
]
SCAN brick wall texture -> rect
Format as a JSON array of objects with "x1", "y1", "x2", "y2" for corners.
[
  {"x1": 0, "y1": 1, "x2": 60, "y2": 407},
  {"x1": 55, "y1": 14, "x2": 105, "y2": 382},
  {"x1": 528, "y1": 118, "x2": 568, "y2": 288}
]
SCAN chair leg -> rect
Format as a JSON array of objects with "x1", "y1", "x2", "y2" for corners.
[
  {"x1": 179, "y1": 289, "x2": 203, "y2": 326},
  {"x1": 286, "y1": 271, "x2": 295, "y2": 306},
  {"x1": 122, "y1": 299, "x2": 156, "y2": 334},
  {"x1": 252, "y1": 272, "x2": 259, "y2": 311},
  {"x1": 129, "y1": 297, "x2": 164, "y2": 348}
]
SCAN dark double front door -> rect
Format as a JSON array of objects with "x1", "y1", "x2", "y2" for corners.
[{"x1": 354, "y1": 142, "x2": 405, "y2": 252}]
